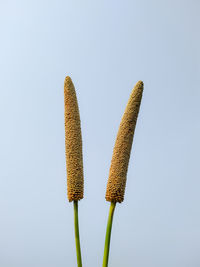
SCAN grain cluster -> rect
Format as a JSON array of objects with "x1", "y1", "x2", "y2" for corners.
[
  {"x1": 64, "y1": 76, "x2": 84, "y2": 202},
  {"x1": 106, "y1": 81, "x2": 144, "y2": 203}
]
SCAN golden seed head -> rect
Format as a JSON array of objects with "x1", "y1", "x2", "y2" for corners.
[
  {"x1": 105, "y1": 81, "x2": 144, "y2": 203},
  {"x1": 64, "y1": 76, "x2": 84, "y2": 202}
]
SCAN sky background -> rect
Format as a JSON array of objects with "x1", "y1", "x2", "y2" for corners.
[{"x1": 0, "y1": 0, "x2": 200, "y2": 266}]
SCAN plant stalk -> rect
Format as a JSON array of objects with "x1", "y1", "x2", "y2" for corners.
[
  {"x1": 73, "y1": 201, "x2": 82, "y2": 267},
  {"x1": 103, "y1": 202, "x2": 116, "y2": 267}
]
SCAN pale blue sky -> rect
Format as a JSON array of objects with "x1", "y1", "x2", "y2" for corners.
[{"x1": 0, "y1": 1, "x2": 200, "y2": 266}]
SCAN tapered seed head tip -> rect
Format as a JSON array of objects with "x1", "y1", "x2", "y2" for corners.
[
  {"x1": 64, "y1": 76, "x2": 73, "y2": 88},
  {"x1": 134, "y1": 80, "x2": 144, "y2": 91},
  {"x1": 136, "y1": 80, "x2": 143, "y2": 86},
  {"x1": 65, "y1": 75, "x2": 72, "y2": 82}
]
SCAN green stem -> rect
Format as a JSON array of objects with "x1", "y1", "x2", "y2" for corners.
[
  {"x1": 102, "y1": 202, "x2": 116, "y2": 267},
  {"x1": 73, "y1": 201, "x2": 82, "y2": 267}
]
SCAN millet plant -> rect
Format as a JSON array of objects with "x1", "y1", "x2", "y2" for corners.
[{"x1": 64, "y1": 76, "x2": 144, "y2": 267}]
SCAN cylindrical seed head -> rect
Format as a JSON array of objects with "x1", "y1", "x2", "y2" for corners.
[
  {"x1": 105, "y1": 81, "x2": 144, "y2": 203},
  {"x1": 64, "y1": 76, "x2": 84, "y2": 202}
]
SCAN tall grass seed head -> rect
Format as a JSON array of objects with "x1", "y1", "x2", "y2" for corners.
[
  {"x1": 64, "y1": 76, "x2": 84, "y2": 202},
  {"x1": 105, "y1": 81, "x2": 144, "y2": 203}
]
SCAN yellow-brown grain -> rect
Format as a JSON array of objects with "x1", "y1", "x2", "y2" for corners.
[
  {"x1": 64, "y1": 76, "x2": 84, "y2": 202},
  {"x1": 105, "y1": 81, "x2": 144, "y2": 203}
]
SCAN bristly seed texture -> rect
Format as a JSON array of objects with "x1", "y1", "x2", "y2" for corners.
[
  {"x1": 64, "y1": 76, "x2": 84, "y2": 202},
  {"x1": 105, "y1": 81, "x2": 144, "y2": 203}
]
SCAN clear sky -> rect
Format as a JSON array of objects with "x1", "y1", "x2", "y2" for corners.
[{"x1": 0, "y1": 1, "x2": 200, "y2": 266}]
